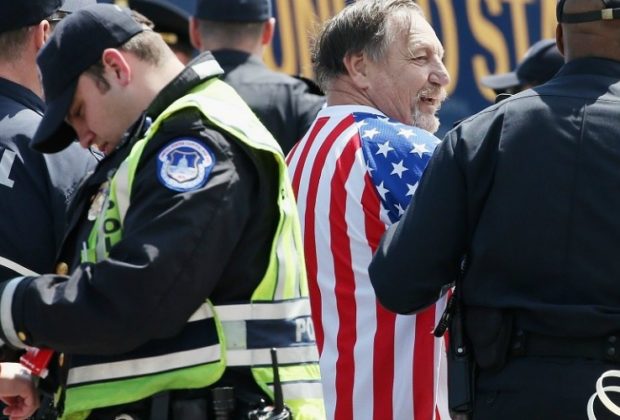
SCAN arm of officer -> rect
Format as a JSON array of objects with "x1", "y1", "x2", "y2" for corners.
[
  {"x1": 369, "y1": 130, "x2": 470, "y2": 314},
  {"x1": 0, "y1": 110, "x2": 263, "y2": 354}
]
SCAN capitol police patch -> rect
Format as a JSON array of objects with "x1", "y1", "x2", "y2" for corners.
[{"x1": 157, "y1": 138, "x2": 215, "y2": 192}]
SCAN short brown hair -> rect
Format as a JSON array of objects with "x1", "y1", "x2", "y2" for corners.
[
  {"x1": 85, "y1": 29, "x2": 168, "y2": 92},
  {"x1": 312, "y1": 0, "x2": 424, "y2": 90}
]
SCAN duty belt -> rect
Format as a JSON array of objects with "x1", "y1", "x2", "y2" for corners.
[{"x1": 510, "y1": 330, "x2": 620, "y2": 363}]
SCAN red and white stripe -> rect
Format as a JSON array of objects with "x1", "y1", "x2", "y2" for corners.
[{"x1": 287, "y1": 106, "x2": 447, "y2": 420}]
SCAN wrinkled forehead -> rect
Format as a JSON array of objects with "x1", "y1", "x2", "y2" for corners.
[{"x1": 405, "y1": 13, "x2": 444, "y2": 56}]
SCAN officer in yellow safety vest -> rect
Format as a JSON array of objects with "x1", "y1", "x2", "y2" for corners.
[{"x1": 0, "y1": 4, "x2": 323, "y2": 419}]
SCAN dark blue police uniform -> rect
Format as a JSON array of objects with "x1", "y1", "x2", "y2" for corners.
[
  {"x1": 213, "y1": 49, "x2": 325, "y2": 154},
  {"x1": 370, "y1": 57, "x2": 620, "y2": 419},
  {"x1": 0, "y1": 77, "x2": 94, "y2": 282},
  {"x1": 194, "y1": 0, "x2": 325, "y2": 154},
  {"x1": 0, "y1": 0, "x2": 97, "y2": 282}
]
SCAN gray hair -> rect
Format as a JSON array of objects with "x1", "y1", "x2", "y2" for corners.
[{"x1": 312, "y1": 0, "x2": 424, "y2": 90}]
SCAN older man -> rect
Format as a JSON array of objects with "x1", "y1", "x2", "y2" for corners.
[
  {"x1": 287, "y1": 1, "x2": 450, "y2": 419},
  {"x1": 370, "y1": 0, "x2": 620, "y2": 418}
]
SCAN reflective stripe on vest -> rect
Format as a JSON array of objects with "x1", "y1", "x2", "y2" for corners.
[
  {"x1": 66, "y1": 77, "x2": 323, "y2": 419},
  {"x1": 67, "y1": 303, "x2": 220, "y2": 386}
]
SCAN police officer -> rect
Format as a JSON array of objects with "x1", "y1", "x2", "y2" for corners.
[
  {"x1": 370, "y1": 0, "x2": 620, "y2": 418},
  {"x1": 0, "y1": 4, "x2": 323, "y2": 419},
  {"x1": 0, "y1": 0, "x2": 95, "y2": 281},
  {"x1": 189, "y1": 0, "x2": 325, "y2": 154},
  {"x1": 128, "y1": 0, "x2": 196, "y2": 64},
  {"x1": 481, "y1": 38, "x2": 564, "y2": 97}
]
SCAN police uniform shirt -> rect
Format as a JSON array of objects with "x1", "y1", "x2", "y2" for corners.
[
  {"x1": 370, "y1": 57, "x2": 620, "y2": 339},
  {"x1": 0, "y1": 52, "x2": 277, "y2": 401},
  {"x1": 0, "y1": 77, "x2": 95, "y2": 280},
  {"x1": 212, "y1": 49, "x2": 324, "y2": 154}
]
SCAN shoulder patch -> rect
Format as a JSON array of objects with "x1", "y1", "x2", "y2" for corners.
[{"x1": 157, "y1": 138, "x2": 216, "y2": 192}]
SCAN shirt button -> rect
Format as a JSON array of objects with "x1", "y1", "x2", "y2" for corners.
[
  {"x1": 17, "y1": 331, "x2": 27, "y2": 342},
  {"x1": 56, "y1": 262, "x2": 69, "y2": 276},
  {"x1": 58, "y1": 353, "x2": 64, "y2": 367}
]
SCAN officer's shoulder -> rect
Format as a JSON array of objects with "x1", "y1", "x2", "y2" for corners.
[{"x1": 153, "y1": 107, "x2": 235, "y2": 154}]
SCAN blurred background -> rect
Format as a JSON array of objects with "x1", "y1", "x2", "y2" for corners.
[{"x1": 101, "y1": 0, "x2": 560, "y2": 138}]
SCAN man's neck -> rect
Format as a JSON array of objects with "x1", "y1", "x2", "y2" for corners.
[
  {"x1": 326, "y1": 77, "x2": 376, "y2": 109},
  {"x1": 0, "y1": 58, "x2": 42, "y2": 98}
]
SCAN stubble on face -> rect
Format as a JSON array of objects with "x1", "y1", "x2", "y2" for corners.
[{"x1": 412, "y1": 85, "x2": 447, "y2": 133}]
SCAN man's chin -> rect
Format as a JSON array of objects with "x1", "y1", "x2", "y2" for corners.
[{"x1": 413, "y1": 113, "x2": 440, "y2": 134}]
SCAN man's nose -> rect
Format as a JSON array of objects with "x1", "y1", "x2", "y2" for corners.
[{"x1": 430, "y1": 60, "x2": 450, "y2": 87}]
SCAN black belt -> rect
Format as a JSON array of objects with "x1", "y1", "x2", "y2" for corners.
[{"x1": 510, "y1": 330, "x2": 620, "y2": 363}]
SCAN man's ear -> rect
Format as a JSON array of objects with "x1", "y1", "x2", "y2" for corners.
[
  {"x1": 101, "y1": 48, "x2": 132, "y2": 86},
  {"x1": 556, "y1": 24, "x2": 565, "y2": 57},
  {"x1": 33, "y1": 20, "x2": 52, "y2": 51},
  {"x1": 342, "y1": 51, "x2": 371, "y2": 90},
  {"x1": 261, "y1": 18, "x2": 275, "y2": 46},
  {"x1": 189, "y1": 17, "x2": 203, "y2": 51}
]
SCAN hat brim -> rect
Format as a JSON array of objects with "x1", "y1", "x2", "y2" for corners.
[
  {"x1": 31, "y1": 79, "x2": 79, "y2": 154},
  {"x1": 480, "y1": 71, "x2": 521, "y2": 90}
]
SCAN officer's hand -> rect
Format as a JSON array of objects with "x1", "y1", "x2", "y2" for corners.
[{"x1": 0, "y1": 362, "x2": 39, "y2": 419}]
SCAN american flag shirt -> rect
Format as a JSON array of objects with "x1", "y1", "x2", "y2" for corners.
[{"x1": 287, "y1": 105, "x2": 448, "y2": 420}]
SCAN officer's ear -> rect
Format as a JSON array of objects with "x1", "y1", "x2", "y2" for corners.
[
  {"x1": 189, "y1": 17, "x2": 203, "y2": 51},
  {"x1": 261, "y1": 18, "x2": 275, "y2": 46},
  {"x1": 556, "y1": 24, "x2": 566, "y2": 57},
  {"x1": 101, "y1": 48, "x2": 132, "y2": 87},
  {"x1": 33, "y1": 20, "x2": 52, "y2": 52},
  {"x1": 343, "y1": 51, "x2": 371, "y2": 90}
]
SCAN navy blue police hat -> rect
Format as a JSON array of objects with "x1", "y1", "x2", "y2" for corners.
[
  {"x1": 557, "y1": 0, "x2": 620, "y2": 23},
  {"x1": 0, "y1": 0, "x2": 63, "y2": 33},
  {"x1": 194, "y1": 0, "x2": 272, "y2": 22},
  {"x1": 480, "y1": 39, "x2": 564, "y2": 91},
  {"x1": 32, "y1": 4, "x2": 145, "y2": 153},
  {"x1": 59, "y1": 0, "x2": 98, "y2": 13},
  {"x1": 129, "y1": 0, "x2": 191, "y2": 48}
]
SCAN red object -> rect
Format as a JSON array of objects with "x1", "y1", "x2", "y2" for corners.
[{"x1": 20, "y1": 347, "x2": 53, "y2": 378}]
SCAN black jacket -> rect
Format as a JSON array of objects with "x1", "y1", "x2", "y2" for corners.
[
  {"x1": 370, "y1": 57, "x2": 620, "y2": 338},
  {"x1": 0, "y1": 78, "x2": 95, "y2": 280},
  {"x1": 213, "y1": 49, "x2": 324, "y2": 154}
]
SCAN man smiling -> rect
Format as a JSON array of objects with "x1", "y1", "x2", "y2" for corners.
[{"x1": 287, "y1": 1, "x2": 450, "y2": 419}]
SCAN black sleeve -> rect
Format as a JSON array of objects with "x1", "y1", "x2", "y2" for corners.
[
  {"x1": 369, "y1": 131, "x2": 469, "y2": 314},
  {"x1": 4, "y1": 110, "x2": 260, "y2": 354},
  {"x1": 369, "y1": 110, "x2": 503, "y2": 314}
]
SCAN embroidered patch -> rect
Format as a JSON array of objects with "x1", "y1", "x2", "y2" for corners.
[{"x1": 157, "y1": 139, "x2": 215, "y2": 192}]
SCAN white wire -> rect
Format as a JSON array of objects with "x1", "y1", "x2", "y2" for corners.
[{"x1": 587, "y1": 370, "x2": 620, "y2": 419}]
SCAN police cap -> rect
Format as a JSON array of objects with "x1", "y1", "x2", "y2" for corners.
[
  {"x1": 32, "y1": 4, "x2": 145, "y2": 153},
  {"x1": 557, "y1": 0, "x2": 620, "y2": 23},
  {"x1": 59, "y1": 0, "x2": 98, "y2": 13},
  {"x1": 480, "y1": 39, "x2": 564, "y2": 91},
  {"x1": 129, "y1": 0, "x2": 190, "y2": 49},
  {"x1": 0, "y1": 0, "x2": 62, "y2": 33},
  {"x1": 194, "y1": 0, "x2": 272, "y2": 22}
]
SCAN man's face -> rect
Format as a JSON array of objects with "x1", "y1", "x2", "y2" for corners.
[
  {"x1": 65, "y1": 73, "x2": 134, "y2": 155},
  {"x1": 365, "y1": 13, "x2": 449, "y2": 133}
]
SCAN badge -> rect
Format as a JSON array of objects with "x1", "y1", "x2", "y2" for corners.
[
  {"x1": 157, "y1": 138, "x2": 215, "y2": 192},
  {"x1": 87, "y1": 181, "x2": 110, "y2": 221}
]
